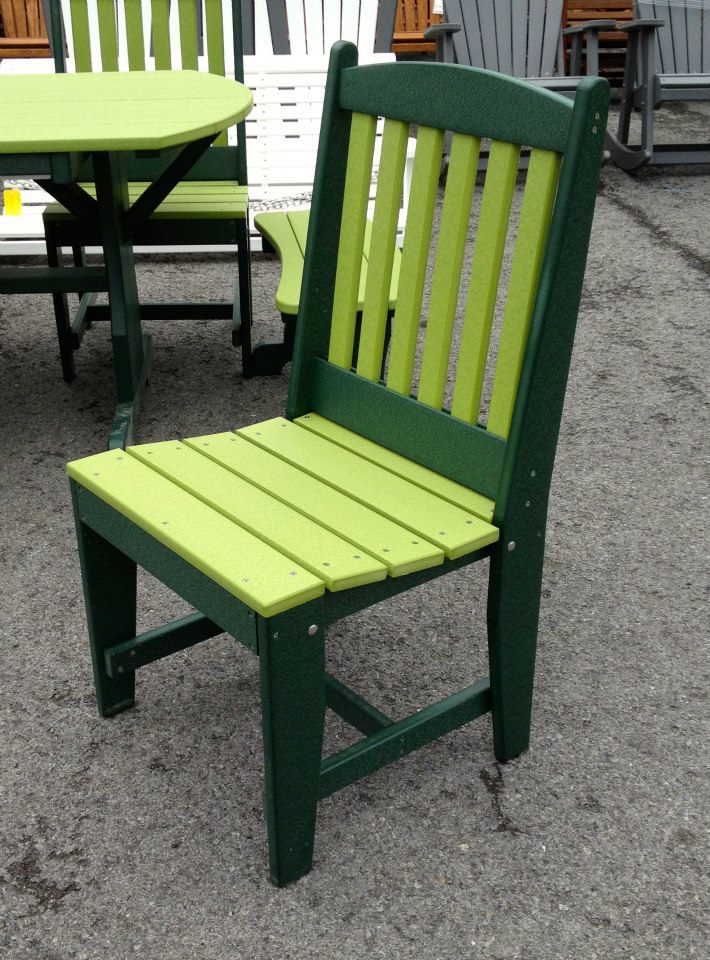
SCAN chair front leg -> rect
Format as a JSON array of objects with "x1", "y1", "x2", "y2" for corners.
[
  {"x1": 71, "y1": 485, "x2": 137, "y2": 717},
  {"x1": 257, "y1": 600, "x2": 326, "y2": 886}
]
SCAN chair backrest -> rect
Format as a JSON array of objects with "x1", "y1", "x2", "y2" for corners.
[
  {"x1": 45, "y1": 0, "x2": 250, "y2": 180},
  {"x1": 263, "y1": 0, "x2": 398, "y2": 54},
  {"x1": 636, "y1": 0, "x2": 710, "y2": 74},
  {"x1": 287, "y1": 43, "x2": 608, "y2": 528},
  {"x1": 443, "y1": 0, "x2": 565, "y2": 78}
]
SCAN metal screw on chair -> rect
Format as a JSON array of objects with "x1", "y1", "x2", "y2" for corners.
[
  {"x1": 308, "y1": 625, "x2": 318, "y2": 636},
  {"x1": 507, "y1": 541, "x2": 516, "y2": 551}
]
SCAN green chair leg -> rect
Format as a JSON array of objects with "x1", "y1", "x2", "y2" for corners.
[
  {"x1": 73, "y1": 492, "x2": 137, "y2": 717},
  {"x1": 233, "y1": 217, "x2": 254, "y2": 377},
  {"x1": 486, "y1": 543, "x2": 544, "y2": 763},
  {"x1": 257, "y1": 602, "x2": 326, "y2": 886},
  {"x1": 45, "y1": 220, "x2": 76, "y2": 383}
]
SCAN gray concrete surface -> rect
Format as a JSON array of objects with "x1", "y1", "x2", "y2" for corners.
[{"x1": 1, "y1": 102, "x2": 709, "y2": 959}]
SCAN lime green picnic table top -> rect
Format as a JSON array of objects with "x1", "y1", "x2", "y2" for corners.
[{"x1": 0, "y1": 71, "x2": 253, "y2": 154}]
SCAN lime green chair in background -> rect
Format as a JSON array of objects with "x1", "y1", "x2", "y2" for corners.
[
  {"x1": 67, "y1": 45, "x2": 609, "y2": 884},
  {"x1": 43, "y1": 0, "x2": 253, "y2": 381}
]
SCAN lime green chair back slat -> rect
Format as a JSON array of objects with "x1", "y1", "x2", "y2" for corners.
[
  {"x1": 151, "y1": 0, "x2": 172, "y2": 69},
  {"x1": 450, "y1": 140, "x2": 520, "y2": 425},
  {"x1": 123, "y1": 0, "x2": 147, "y2": 70},
  {"x1": 386, "y1": 125, "x2": 443, "y2": 397},
  {"x1": 205, "y1": 0, "x2": 230, "y2": 145},
  {"x1": 177, "y1": 0, "x2": 199, "y2": 69},
  {"x1": 487, "y1": 149, "x2": 561, "y2": 439},
  {"x1": 96, "y1": 0, "x2": 119, "y2": 70},
  {"x1": 205, "y1": 0, "x2": 226, "y2": 74},
  {"x1": 328, "y1": 112, "x2": 378, "y2": 369},
  {"x1": 417, "y1": 132, "x2": 480, "y2": 410},
  {"x1": 355, "y1": 118, "x2": 409, "y2": 382},
  {"x1": 69, "y1": 0, "x2": 92, "y2": 71}
]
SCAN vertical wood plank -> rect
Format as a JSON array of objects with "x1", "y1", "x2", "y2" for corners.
[
  {"x1": 123, "y1": 0, "x2": 146, "y2": 70},
  {"x1": 477, "y1": 0, "x2": 498, "y2": 70},
  {"x1": 328, "y1": 112, "x2": 378, "y2": 370},
  {"x1": 323, "y1": 0, "x2": 342, "y2": 49},
  {"x1": 205, "y1": 0, "x2": 225, "y2": 74},
  {"x1": 669, "y1": 0, "x2": 688, "y2": 73},
  {"x1": 540, "y1": 0, "x2": 563, "y2": 77},
  {"x1": 150, "y1": 0, "x2": 171, "y2": 69},
  {"x1": 511, "y1": 0, "x2": 528, "y2": 76},
  {"x1": 302, "y1": 0, "x2": 323, "y2": 53},
  {"x1": 69, "y1": 0, "x2": 93, "y2": 71},
  {"x1": 450, "y1": 140, "x2": 520, "y2": 425},
  {"x1": 284, "y1": 0, "x2": 307, "y2": 53},
  {"x1": 386, "y1": 125, "x2": 444, "y2": 396},
  {"x1": 685, "y1": 2, "x2": 702, "y2": 72},
  {"x1": 527, "y1": 0, "x2": 545, "y2": 76},
  {"x1": 355, "y1": 118, "x2": 409, "y2": 382},
  {"x1": 494, "y1": 0, "x2": 512, "y2": 74},
  {"x1": 488, "y1": 149, "x2": 561, "y2": 439},
  {"x1": 96, "y1": 0, "x2": 119, "y2": 70},
  {"x1": 177, "y1": 0, "x2": 198, "y2": 68},
  {"x1": 417, "y1": 132, "x2": 479, "y2": 409},
  {"x1": 358, "y1": 0, "x2": 379, "y2": 51},
  {"x1": 461, "y1": 0, "x2": 484, "y2": 69},
  {"x1": 341, "y1": 0, "x2": 360, "y2": 45}
]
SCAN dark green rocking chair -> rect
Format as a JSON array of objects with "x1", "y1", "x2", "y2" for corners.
[
  {"x1": 67, "y1": 45, "x2": 609, "y2": 885},
  {"x1": 43, "y1": 0, "x2": 253, "y2": 382}
]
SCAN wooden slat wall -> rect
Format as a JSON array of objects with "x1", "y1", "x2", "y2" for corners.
[
  {"x1": 0, "y1": 0, "x2": 51, "y2": 57},
  {"x1": 392, "y1": 0, "x2": 441, "y2": 54},
  {"x1": 564, "y1": 0, "x2": 633, "y2": 82}
]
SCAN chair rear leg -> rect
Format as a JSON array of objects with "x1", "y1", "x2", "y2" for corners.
[
  {"x1": 72, "y1": 489, "x2": 137, "y2": 717},
  {"x1": 257, "y1": 603, "x2": 326, "y2": 886},
  {"x1": 486, "y1": 542, "x2": 544, "y2": 763},
  {"x1": 45, "y1": 221, "x2": 75, "y2": 383},
  {"x1": 233, "y1": 217, "x2": 254, "y2": 377}
]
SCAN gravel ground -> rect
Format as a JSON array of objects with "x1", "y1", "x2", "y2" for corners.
[{"x1": 1, "y1": 101, "x2": 708, "y2": 959}]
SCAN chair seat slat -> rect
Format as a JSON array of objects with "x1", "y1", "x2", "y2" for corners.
[
  {"x1": 129, "y1": 440, "x2": 388, "y2": 591},
  {"x1": 450, "y1": 140, "x2": 520, "y2": 425},
  {"x1": 487, "y1": 148, "x2": 561, "y2": 439},
  {"x1": 185, "y1": 431, "x2": 446, "y2": 576},
  {"x1": 386, "y1": 125, "x2": 443, "y2": 397},
  {"x1": 296, "y1": 412, "x2": 495, "y2": 522},
  {"x1": 67, "y1": 448, "x2": 325, "y2": 618},
  {"x1": 239, "y1": 418, "x2": 499, "y2": 560},
  {"x1": 417, "y1": 132, "x2": 480, "y2": 410}
]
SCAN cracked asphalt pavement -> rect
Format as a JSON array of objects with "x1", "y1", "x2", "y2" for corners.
[{"x1": 1, "y1": 101, "x2": 708, "y2": 958}]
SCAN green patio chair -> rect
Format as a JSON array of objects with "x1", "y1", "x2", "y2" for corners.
[
  {"x1": 67, "y1": 44, "x2": 609, "y2": 885},
  {"x1": 42, "y1": 0, "x2": 253, "y2": 382}
]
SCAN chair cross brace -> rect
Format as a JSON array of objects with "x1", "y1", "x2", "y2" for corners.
[{"x1": 122, "y1": 134, "x2": 219, "y2": 237}]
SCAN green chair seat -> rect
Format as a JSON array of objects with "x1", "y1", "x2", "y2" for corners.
[
  {"x1": 254, "y1": 209, "x2": 401, "y2": 316},
  {"x1": 45, "y1": 181, "x2": 249, "y2": 221},
  {"x1": 68, "y1": 414, "x2": 499, "y2": 619}
]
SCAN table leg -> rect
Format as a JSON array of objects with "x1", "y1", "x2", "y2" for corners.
[{"x1": 92, "y1": 152, "x2": 153, "y2": 449}]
